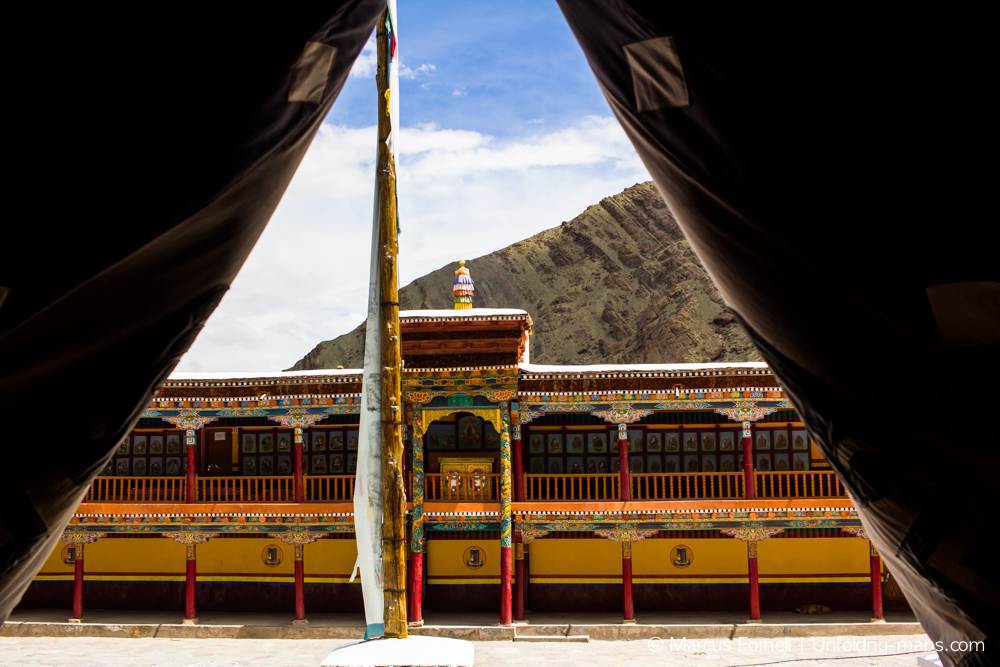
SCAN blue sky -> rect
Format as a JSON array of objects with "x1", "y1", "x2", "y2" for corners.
[{"x1": 178, "y1": 2, "x2": 652, "y2": 373}]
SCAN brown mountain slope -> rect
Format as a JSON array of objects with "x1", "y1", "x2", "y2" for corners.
[{"x1": 288, "y1": 182, "x2": 761, "y2": 370}]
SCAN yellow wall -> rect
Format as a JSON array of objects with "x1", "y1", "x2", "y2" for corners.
[
  {"x1": 427, "y1": 540, "x2": 500, "y2": 584},
  {"x1": 530, "y1": 539, "x2": 621, "y2": 583},
  {"x1": 633, "y1": 538, "x2": 748, "y2": 584},
  {"x1": 757, "y1": 537, "x2": 869, "y2": 582},
  {"x1": 306, "y1": 539, "x2": 359, "y2": 583}
]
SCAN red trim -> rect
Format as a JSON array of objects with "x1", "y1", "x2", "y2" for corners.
[
  {"x1": 500, "y1": 545, "x2": 512, "y2": 626},
  {"x1": 293, "y1": 440, "x2": 304, "y2": 503},
  {"x1": 409, "y1": 552, "x2": 423, "y2": 623},
  {"x1": 186, "y1": 443, "x2": 196, "y2": 503},
  {"x1": 618, "y1": 438, "x2": 630, "y2": 501}
]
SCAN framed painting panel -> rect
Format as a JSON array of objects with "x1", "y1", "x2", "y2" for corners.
[
  {"x1": 774, "y1": 453, "x2": 790, "y2": 471},
  {"x1": 628, "y1": 429, "x2": 644, "y2": 452},
  {"x1": 774, "y1": 430, "x2": 789, "y2": 450},
  {"x1": 720, "y1": 454, "x2": 736, "y2": 472},
  {"x1": 311, "y1": 455, "x2": 328, "y2": 475},
  {"x1": 547, "y1": 458, "x2": 564, "y2": 474},
  {"x1": 133, "y1": 436, "x2": 147, "y2": 455},
  {"x1": 166, "y1": 434, "x2": 180, "y2": 454},
  {"x1": 529, "y1": 457, "x2": 545, "y2": 474},
  {"x1": 547, "y1": 434, "x2": 562, "y2": 454},
  {"x1": 115, "y1": 459, "x2": 130, "y2": 476},
  {"x1": 348, "y1": 431, "x2": 360, "y2": 451},
  {"x1": 277, "y1": 455, "x2": 293, "y2": 475},
  {"x1": 277, "y1": 433, "x2": 292, "y2": 452},
  {"x1": 149, "y1": 436, "x2": 163, "y2": 454},
  {"x1": 586, "y1": 456, "x2": 608, "y2": 474},
  {"x1": 719, "y1": 431, "x2": 738, "y2": 452},
  {"x1": 587, "y1": 432, "x2": 608, "y2": 454},
  {"x1": 755, "y1": 431, "x2": 771, "y2": 451},
  {"x1": 347, "y1": 454, "x2": 358, "y2": 474},
  {"x1": 793, "y1": 453, "x2": 810, "y2": 471},
  {"x1": 484, "y1": 425, "x2": 501, "y2": 449},
  {"x1": 329, "y1": 432, "x2": 344, "y2": 450},
  {"x1": 312, "y1": 431, "x2": 327, "y2": 452},
  {"x1": 457, "y1": 416, "x2": 482, "y2": 449},
  {"x1": 242, "y1": 434, "x2": 257, "y2": 454},
  {"x1": 426, "y1": 424, "x2": 451, "y2": 450},
  {"x1": 259, "y1": 456, "x2": 275, "y2": 475},
  {"x1": 647, "y1": 454, "x2": 663, "y2": 473},
  {"x1": 701, "y1": 432, "x2": 717, "y2": 452},
  {"x1": 117, "y1": 438, "x2": 130, "y2": 456},
  {"x1": 165, "y1": 458, "x2": 181, "y2": 476},
  {"x1": 567, "y1": 433, "x2": 585, "y2": 454},
  {"x1": 242, "y1": 457, "x2": 258, "y2": 475},
  {"x1": 259, "y1": 433, "x2": 275, "y2": 453},
  {"x1": 611, "y1": 458, "x2": 621, "y2": 474},
  {"x1": 792, "y1": 430, "x2": 810, "y2": 450},
  {"x1": 611, "y1": 433, "x2": 621, "y2": 453},
  {"x1": 665, "y1": 433, "x2": 680, "y2": 452},
  {"x1": 149, "y1": 457, "x2": 164, "y2": 476},
  {"x1": 132, "y1": 458, "x2": 147, "y2": 476},
  {"x1": 629, "y1": 456, "x2": 644, "y2": 473},
  {"x1": 701, "y1": 454, "x2": 718, "y2": 472},
  {"x1": 646, "y1": 433, "x2": 662, "y2": 452},
  {"x1": 683, "y1": 455, "x2": 700, "y2": 473},
  {"x1": 329, "y1": 454, "x2": 343, "y2": 474},
  {"x1": 527, "y1": 433, "x2": 544, "y2": 454},
  {"x1": 756, "y1": 454, "x2": 771, "y2": 471},
  {"x1": 683, "y1": 432, "x2": 698, "y2": 452},
  {"x1": 100, "y1": 460, "x2": 113, "y2": 476},
  {"x1": 665, "y1": 455, "x2": 680, "y2": 473},
  {"x1": 566, "y1": 456, "x2": 585, "y2": 474}
]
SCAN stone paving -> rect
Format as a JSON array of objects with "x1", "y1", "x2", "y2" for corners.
[{"x1": 0, "y1": 635, "x2": 940, "y2": 666}]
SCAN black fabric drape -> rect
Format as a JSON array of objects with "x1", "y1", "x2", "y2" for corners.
[
  {"x1": 0, "y1": 3, "x2": 383, "y2": 619},
  {"x1": 556, "y1": 4, "x2": 998, "y2": 665}
]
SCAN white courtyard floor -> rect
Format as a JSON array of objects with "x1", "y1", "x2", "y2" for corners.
[{"x1": 0, "y1": 635, "x2": 941, "y2": 667}]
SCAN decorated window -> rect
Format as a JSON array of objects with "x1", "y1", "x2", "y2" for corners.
[
  {"x1": 751, "y1": 426, "x2": 811, "y2": 471},
  {"x1": 237, "y1": 425, "x2": 359, "y2": 476},
  {"x1": 106, "y1": 430, "x2": 184, "y2": 477}
]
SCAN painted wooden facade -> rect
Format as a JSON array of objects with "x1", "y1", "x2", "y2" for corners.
[{"x1": 18, "y1": 309, "x2": 898, "y2": 624}]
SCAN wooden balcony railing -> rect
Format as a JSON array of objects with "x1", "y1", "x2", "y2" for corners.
[
  {"x1": 632, "y1": 472, "x2": 745, "y2": 500},
  {"x1": 304, "y1": 475, "x2": 355, "y2": 502},
  {"x1": 425, "y1": 473, "x2": 499, "y2": 501},
  {"x1": 524, "y1": 474, "x2": 620, "y2": 501},
  {"x1": 87, "y1": 477, "x2": 186, "y2": 502},
  {"x1": 755, "y1": 471, "x2": 846, "y2": 498},
  {"x1": 197, "y1": 476, "x2": 295, "y2": 502}
]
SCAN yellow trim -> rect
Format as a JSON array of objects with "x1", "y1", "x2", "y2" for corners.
[
  {"x1": 634, "y1": 577, "x2": 748, "y2": 584},
  {"x1": 760, "y1": 576, "x2": 869, "y2": 584},
  {"x1": 531, "y1": 577, "x2": 621, "y2": 584},
  {"x1": 199, "y1": 576, "x2": 294, "y2": 583},
  {"x1": 32, "y1": 575, "x2": 75, "y2": 582},
  {"x1": 427, "y1": 578, "x2": 500, "y2": 585},
  {"x1": 84, "y1": 575, "x2": 186, "y2": 582}
]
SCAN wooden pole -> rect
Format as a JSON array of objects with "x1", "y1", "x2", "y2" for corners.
[{"x1": 377, "y1": 9, "x2": 407, "y2": 638}]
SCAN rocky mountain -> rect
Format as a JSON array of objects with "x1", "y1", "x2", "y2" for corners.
[{"x1": 288, "y1": 181, "x2": 761, "y2": 371}]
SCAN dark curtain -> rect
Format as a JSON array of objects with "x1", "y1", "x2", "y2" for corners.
[{"x1": 556, "y1": 3, "x2": 998, "y2": 666}]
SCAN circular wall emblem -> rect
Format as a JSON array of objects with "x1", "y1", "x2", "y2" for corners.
[
  {"x1": 261, "y1": 544, "x2": 284, "y2": 567},
  {"x1": 61, "y1": 545, "x2": 78, "y2": 565},
  {"x1": 463, "y1": 546, "x2": 486, "y2": 569},
  {"x1": 670, "y1": 544, "x2": 693, "y2": 568}
]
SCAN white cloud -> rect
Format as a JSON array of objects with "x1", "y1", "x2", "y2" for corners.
[
  {"x1": 349, "y1": 37, "x2": 435, "y2": 81},
  {"x1": 400, "y1": 62, "x2": 436, "y2": 79},
  {"x1": 178, "y1": 117, "x2": 650, "y2": 372},
  {"x1": 452, "y1": 88, "x2": 467, "y2": 97},
  {"x1": 527, "y1": 118, "x2": 544, "y2": 124}
]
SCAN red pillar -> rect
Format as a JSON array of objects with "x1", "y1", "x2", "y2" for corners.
[
  {"x1": 185, "y1": 430, "x2": 197, "y2": 503},
  {"x1": 514, "y1": 538, "x2": 525, "y2": 621},
  {"x1": 870, "y1": 543, "x2": 884, "y2": 620},
  {"x1": 409, "y1": 551, "x2": 423, "y2": 624},
  {"x1": 622, "y1": 542, "x2": 635, "y2": 622},
  {"x1": 71, "y1": 545, "x2": 84, "y2": 621},
  {"x1": 618, "y1": 424, "x2": 630, "y2": 501},
  {"x1": 500, "y1": 545, "x2": 512, "y2": 626},
  {"x1": 293, "y1": 429, "x2": 305, "y2": 503},
  {"x1": 184, "y1": 545, "x2": 197, "y2": 622},
  {"x1": 294, "y1": 545, "x2": 306, "y2": 623},
  {"x1": 748, "y1": 541, "x2": 761, "y2": 621},
  {"x1": 742, "y1": 422, "x2": 755, "y2": 500}
]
